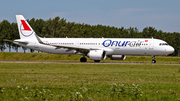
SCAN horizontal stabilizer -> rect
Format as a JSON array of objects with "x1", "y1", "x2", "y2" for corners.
[{"x1": 3, "y1": 39, "x2": 28, "y2": 44}]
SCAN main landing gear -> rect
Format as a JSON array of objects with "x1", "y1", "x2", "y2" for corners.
[
  {"x1": 152, "y1": 55, "x2": 156, "y2": 63},
  {"x1": 80, "y1": 55, "x2": 101, "y2": 62},
  {"x1": 80, "y1": 57, "x2": 87, "y2": 62},
  {"x1": 94, "y1": 60, "x2": 100, "y2": 62}
]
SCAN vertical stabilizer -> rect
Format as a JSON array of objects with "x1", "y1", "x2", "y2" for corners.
[{"x1": 16, "y1": 15, "x2": 38, "y2": 39}]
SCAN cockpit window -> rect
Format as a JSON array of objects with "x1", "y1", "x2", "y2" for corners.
[{"x1": 159, "y1": 43, "x2": 169, "y2": 46}]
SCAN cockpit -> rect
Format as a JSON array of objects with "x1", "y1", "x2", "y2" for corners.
[{"x1": 159, "y1": 43, "x2": 169, "y2": 46}]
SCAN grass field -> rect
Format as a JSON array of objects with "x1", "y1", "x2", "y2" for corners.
[
  {"x1": 0, "y1": 52, "x2": 180, "y2": 63},
  {"x1": 0, "y1": 63, "x2": 180, "y2": 100}
]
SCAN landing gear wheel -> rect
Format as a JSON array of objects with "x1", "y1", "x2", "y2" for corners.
[
  {"x1": 80, "y1": 57, "x2": 87, "y2": 62},
  {"x1": 151, "y1": 55, "x2": 156, "y2": 63},
  {"x1": 94, "y1": 60, "x2": 100, "y2": 62},
  {"x1": 152, "y1": 60, "x2": 156, "y2": 63}
]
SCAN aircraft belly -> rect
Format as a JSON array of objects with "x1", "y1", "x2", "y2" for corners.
[
  {"x1": 113, "y1": 47, "x2": 159, "y2": 55},
  {"x1": 113, "y1": 47, "x2": 145, "y2": 55}
]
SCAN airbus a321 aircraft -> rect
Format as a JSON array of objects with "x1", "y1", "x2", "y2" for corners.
[{"x1": 4, "y1": 15, "x2": 174, "y2": 63}]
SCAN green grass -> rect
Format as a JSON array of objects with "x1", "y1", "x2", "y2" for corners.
[
  {"x1": 0, "y1": 63, "x2": 180, "y2": 100},
  {"x1": 0, "y1": 52, "x2": 180, "y2": 63}
]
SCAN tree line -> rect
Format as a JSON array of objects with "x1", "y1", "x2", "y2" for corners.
[{"x1": 0, "y1": 16, "x2": 179, "y2": 55}]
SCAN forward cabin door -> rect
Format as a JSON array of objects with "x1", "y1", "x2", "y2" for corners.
[{"x1": 149, "y1": 39, "x2": 154, "y2": 50}]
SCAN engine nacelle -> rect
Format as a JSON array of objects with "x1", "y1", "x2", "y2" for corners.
[
  {"x1": 108, "y1": 55, "x2": 126, "y2": 60},
  {"x1": 87, "y1": 50, "x2": 106, "y2": 60}
]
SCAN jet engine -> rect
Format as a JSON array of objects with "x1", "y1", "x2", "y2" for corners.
[
  {"x1": 108, "y1": 55, "x2": 126, "y2": 60},
  {"x1": 87, "y1": 50, "x2": 106, "y2": 60}
]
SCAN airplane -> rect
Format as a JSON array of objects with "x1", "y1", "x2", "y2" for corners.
[{"x1": 4, "y1": 15, "x2": 174, "y2": 63}]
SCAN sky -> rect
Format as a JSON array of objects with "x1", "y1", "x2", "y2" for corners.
[{"x1": 0, "y1": 0, "x2": 180, "y2": 33}]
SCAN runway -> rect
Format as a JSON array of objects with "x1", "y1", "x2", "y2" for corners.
[{"x1": 0, "y1": 61, "x2": 180, "y2": 65}]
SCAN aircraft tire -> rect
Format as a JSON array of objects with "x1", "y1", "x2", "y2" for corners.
[
  {"x1": 94, "y1": 60, "x2": 100, "y2": 62},
  {"x1": 152, "y1": 60, "x2": 156, "y2": 63},
  {"x1": 80, "y1": 57, "x2": 87, "y2": 62}
]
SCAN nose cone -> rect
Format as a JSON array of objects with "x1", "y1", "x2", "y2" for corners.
[{"x1": 167, "y1": 46, "x2": 174, "y2": 54}]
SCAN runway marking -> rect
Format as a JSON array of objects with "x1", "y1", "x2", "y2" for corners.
[{"x1": 0, "y1": 61, "x2": 180, "y2": 65}]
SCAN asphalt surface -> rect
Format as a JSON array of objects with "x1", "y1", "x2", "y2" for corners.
[{"x1": 0, "y1": 61, "x2": 180, "y2": 65}]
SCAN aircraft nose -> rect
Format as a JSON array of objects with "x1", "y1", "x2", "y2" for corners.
[{"x1": 167, "y1": 46, "x2": 174, "y2": 54}]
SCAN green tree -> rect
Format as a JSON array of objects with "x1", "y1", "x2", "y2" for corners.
[{"x1": 0, "y1": 20, "x2": 11, "y2": 52}]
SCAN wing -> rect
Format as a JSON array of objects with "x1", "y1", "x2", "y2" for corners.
[
  {"x1": 40, "y1": 42, "x2": 99, "y2": 54},
  {"x1": 36, "y1": 35, "x2": 113, "y2": 54}
]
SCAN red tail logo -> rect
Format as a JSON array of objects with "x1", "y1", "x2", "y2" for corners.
[{"x1": 21, "y1": 20, "x2": 31, "y2": 31}]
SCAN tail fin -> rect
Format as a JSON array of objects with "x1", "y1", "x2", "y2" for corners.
[{"x1": 16, "y1": 15, "x2": 38, "y2": 39}]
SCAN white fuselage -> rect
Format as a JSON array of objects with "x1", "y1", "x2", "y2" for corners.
[{"x1": 14, "y1": 38, "x2": 174, "y2": 56}]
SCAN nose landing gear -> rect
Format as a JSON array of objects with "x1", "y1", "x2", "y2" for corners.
[{"x1": 152, "y1": 55, "x2": 156, "y2": 63}]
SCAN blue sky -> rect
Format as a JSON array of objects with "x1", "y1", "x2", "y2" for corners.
[{"x1": 1, "y1": 0, "x2": 180, "y2": 33}]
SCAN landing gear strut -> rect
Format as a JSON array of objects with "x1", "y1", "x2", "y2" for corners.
[
  {"x1": 80, "y1": 57, "x2": 87, "y2": 62},
  {"x1": 152, "y1": 55, "x2": 156, "y2": 63}
]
